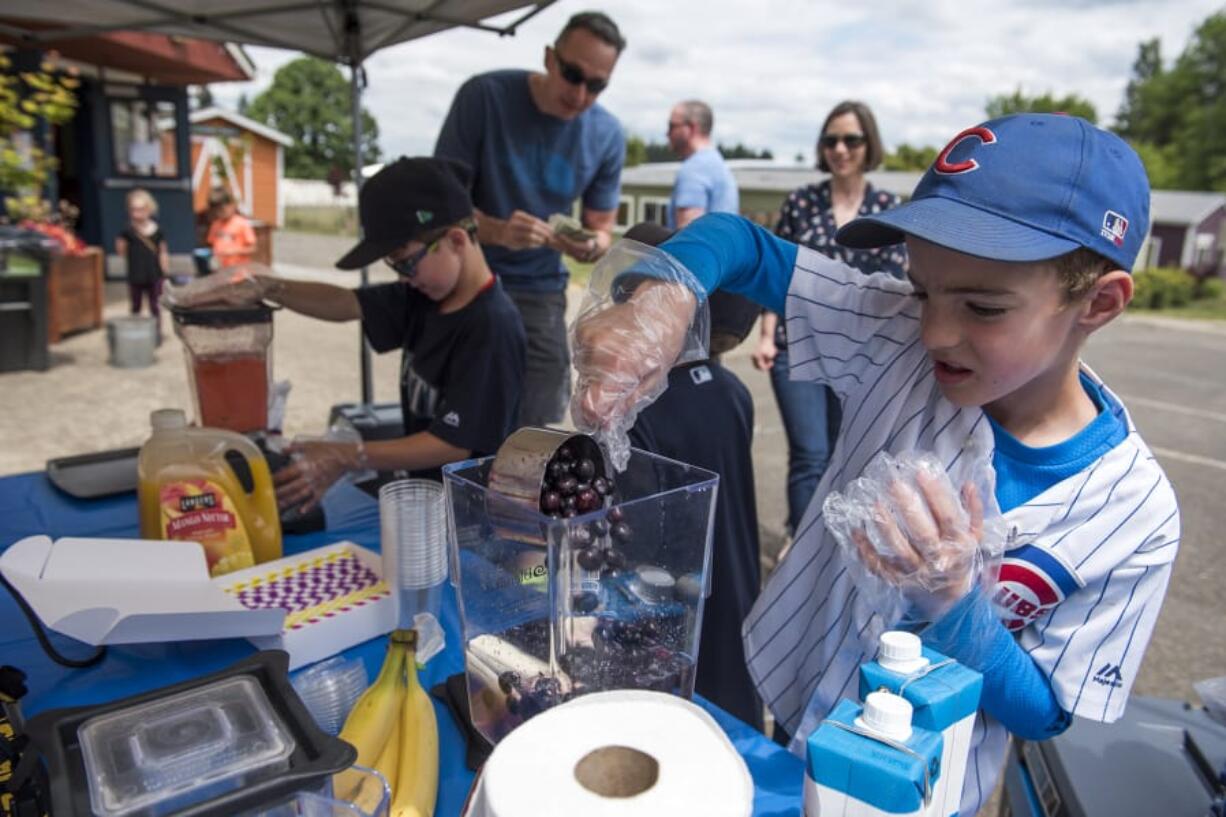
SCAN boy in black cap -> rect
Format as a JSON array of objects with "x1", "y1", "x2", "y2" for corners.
[{"x1": 208, "y1": 157, "x2": 526, "y2": 510}]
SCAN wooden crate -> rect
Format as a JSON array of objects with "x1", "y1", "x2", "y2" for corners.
[{"x1": 47, "y1": 246, "x2": 103, "y2": 343}]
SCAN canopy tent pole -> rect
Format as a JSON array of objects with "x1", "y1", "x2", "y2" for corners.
[{"x1": 351, "y1": 61, "x2": 374, "y2": 404}]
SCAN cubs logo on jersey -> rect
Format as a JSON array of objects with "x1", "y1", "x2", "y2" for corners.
[
  {"x1": 934, "y1": 126, "x2": 998, "y2": 175},
  {"x1": 992, "y1": 543, "x2": 1083, "y2": 630}
]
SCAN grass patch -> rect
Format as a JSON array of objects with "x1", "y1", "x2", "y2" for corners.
[
  {"x1": 284, "y1": 205, "x2": 357, "y2": 237},
  {"x1": 1136, "y1": 293, "x2": 1226, "y2": 321}
]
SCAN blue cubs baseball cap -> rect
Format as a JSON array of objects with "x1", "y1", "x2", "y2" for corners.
[{"x1": 836, "y1": 114, "x2": 1150, "y2": 271}]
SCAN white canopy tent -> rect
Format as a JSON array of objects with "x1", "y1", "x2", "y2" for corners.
[{"x1": 2, "y1": 0, "x2": 554, "y2": 401}]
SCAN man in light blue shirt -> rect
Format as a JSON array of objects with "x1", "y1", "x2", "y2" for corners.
[{"x1": 667, "y1": 101, "x2": 739, "y2": 229}]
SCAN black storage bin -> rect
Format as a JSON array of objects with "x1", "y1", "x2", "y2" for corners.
[{"x1": 0, "y1": 253, "x2": 50, "y2": 373}]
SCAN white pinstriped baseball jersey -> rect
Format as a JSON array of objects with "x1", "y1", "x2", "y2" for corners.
[{"x1": 742, "y1": 246, "x2": 1180, "y2": 816}]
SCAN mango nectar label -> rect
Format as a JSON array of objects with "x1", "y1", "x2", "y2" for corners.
[{"x1": 160, "y1": 479, "x2": 255, "y2": 576}]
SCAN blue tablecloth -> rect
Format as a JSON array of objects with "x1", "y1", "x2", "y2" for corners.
[{"x1": 0, "y1": 471, "x2": 803, "y2": 815}]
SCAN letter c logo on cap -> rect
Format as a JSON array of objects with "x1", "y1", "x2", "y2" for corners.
[{"x1": 934, "y1": 126, "x2": 998, "y2": 175}]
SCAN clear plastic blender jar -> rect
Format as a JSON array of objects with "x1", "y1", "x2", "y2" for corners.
[{"x1": 172, "y1": 304, "x2": 273, "y2": 434}]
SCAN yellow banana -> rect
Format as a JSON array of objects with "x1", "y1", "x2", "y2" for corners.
[
  {"x1": 391, "y1": 629, "x2": 439, "y2": 817},
  {"x1": 351, "y1": 714, "x2": 400, "y2": 814},
  {"x1": 333, "y1": 635, "x2": 407, "y2": 801}
]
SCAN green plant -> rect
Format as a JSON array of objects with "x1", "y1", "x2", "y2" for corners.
[
  {"x1": 1131, "y1": 266, "x2": 1198, "y2": 309},
  {"x1": 1, "y1": 52, "x2": 80, "y2": 220},
  {"x1": 1199, "y1": 277, "x2": 1224, "y2": 300}
]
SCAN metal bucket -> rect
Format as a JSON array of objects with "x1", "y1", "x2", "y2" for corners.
[{"x1": 107, "y1": 316, "x2": 157, "y2": 369}]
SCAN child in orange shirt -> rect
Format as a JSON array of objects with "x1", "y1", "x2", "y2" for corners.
[{"x1": 206, "y1": 189, "x2": 256, "y2": 268}]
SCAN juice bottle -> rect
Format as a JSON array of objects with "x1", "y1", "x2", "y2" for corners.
[{"x1": 138, "y1": 409, "x2": 283, "y2": 576}]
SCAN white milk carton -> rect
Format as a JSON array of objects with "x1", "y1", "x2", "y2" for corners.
[
  {"x1": 859, "y1": 631, "x2": 983, "y2": 817},
  {"x1": 803, "y1": 691, "x2": 942, "y2": 817}
]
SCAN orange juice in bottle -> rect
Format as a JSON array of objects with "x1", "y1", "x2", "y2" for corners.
[{"x1": 138, "y1": 409, "x2": 282, "y2": 576}]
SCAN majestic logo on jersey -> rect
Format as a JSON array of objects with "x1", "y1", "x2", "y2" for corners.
[
  {"x1": 443, "y1": 411, "x2": 460, "y2": 427},
  {"x1": 992, "y1": 543, "x2": 1082, "y2": 631},
  {"x1": 934, "y1": 126, "x2": 998, "y2": 175},
  {"x1": 1101, "y1": 210, "x2": 1129, "y2": 247},
  {"x1": 1093, "y1": 663, "x2": 1124, "y2": 688}
]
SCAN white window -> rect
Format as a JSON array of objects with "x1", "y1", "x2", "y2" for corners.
[{"x1": 615, "y1": 195, "x2": 634, "y2": 229}]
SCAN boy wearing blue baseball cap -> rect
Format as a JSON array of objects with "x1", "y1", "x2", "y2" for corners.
[{"x1": 571, "y1": 114, "x2": 1178, "y2": 815}]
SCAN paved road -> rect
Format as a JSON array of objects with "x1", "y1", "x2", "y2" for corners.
[{"x1": 276, "y1": 232, "x2": 1226, "y2": 703}]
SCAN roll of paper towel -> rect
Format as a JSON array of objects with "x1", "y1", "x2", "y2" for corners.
[{"x1": 464, "y1": 690, "x2": 753, "y2": 817}]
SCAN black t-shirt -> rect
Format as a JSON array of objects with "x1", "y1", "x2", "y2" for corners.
[
  {"x1": 120, "y1": 225, "x2": 165, "y2": 285},
  {"x1": 629, "y1": 360, "x2": 763, "y2": 729},
  {"x1": 355, "y1": 278, "x2": 526, "y2": 479}
]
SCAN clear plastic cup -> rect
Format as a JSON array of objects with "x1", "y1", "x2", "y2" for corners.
[
  {"x1": 291, "y1": 657, "x2": 369, "y2": 736},
  {"x1": 379, "y1": 479, "x2": 448, "y2": 627}
]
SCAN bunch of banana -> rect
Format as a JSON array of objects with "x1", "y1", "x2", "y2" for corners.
[{"x1": 333, "y1": 629, "x2": 439, "y2": 817}]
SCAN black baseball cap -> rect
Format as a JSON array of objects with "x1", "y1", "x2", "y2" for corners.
[{"x1": 335, "y1": 156, "x2": 475, "y2": 270}]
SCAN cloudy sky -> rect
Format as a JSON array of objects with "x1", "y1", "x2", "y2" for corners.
[{"x1": 211, "y1": 0, "x2": 1220, "y2": 167}]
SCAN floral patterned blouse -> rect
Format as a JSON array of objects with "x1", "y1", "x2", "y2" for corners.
[{"x1": 772, "y1": 179, "x2": 908, "y2": 344}]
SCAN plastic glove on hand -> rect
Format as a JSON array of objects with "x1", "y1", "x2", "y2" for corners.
[
  {"x1": 570, "y1": 280, "x2": 696, "y2": 434},
  {"x1": 273, "y1": 440, "x2": 362, "y2": 513}
]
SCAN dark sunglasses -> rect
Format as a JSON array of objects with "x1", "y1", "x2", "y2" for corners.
[
  {"x1": 385, "y1": 239, "x2": 438, "y2": 280},
  {"x1": 821, "y1": 133, "x2": 867, "y2": 150},
  {"x1": 551, "y1": 49, "x2": 609, "y2": 94}
]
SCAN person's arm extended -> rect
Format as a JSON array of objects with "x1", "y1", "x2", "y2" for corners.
[
  {"x1": 256, "y1": 276, "x2": 362, "y2": 322},
  {"x1": 581, "y1": 206, "x2": 617, "y2": 257},
  {"x1": 673, "y1": 206, "x2": 705, "y2": 229},
  {"x1": 364, "y1": 431, "x2": 470, "y2": 473},
  {"x1": 659, "y1": 212, "x2": 798, "y2": 314},
  {"x1": 922, "y1": 590, "x2": 1073, "y2": 740}
]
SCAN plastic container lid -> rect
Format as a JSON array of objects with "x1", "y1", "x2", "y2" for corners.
[
  {"x1": 855, "y1": 691, "x2": 914, "y2": 742},
  {"x1": 150, "y1": 408, "x2": 187, "y2": 431},
  {"x1": 171, "y1": 303, "x2": 273, "y2": 327},
  {"x1": 877, "y1": 630, "x2": 930, "y2": 675},
  {"x1": 78, "y1": 676, "x2": 296, "y2": 816}
]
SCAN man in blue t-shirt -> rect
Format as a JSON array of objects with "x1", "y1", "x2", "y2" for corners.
[
  {"x1": 434, "y1": 11, "x2": 627, "y2": 427},
  {"x1": 666, "y1": 100, "x2": 739, "y2": 229}
]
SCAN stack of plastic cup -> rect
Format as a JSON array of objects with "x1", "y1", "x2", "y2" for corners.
[
  {"x1": 290, "y1": 656, "x2": 369, "y2": 735},
  {"x1": 379, "y1": 479, "x2": 449, "y2": 628}
]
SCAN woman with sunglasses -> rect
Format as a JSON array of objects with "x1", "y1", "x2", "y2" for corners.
[{"x1": 752, "y1": 100, "x2": 907, "y2": 542}]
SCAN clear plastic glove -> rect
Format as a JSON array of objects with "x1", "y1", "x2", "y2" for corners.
[
  {"x1": 569, "y1": 238, "x2": 710, "y2": 471},
  {"x1": 161, "y1": 262, "x2": 276, "y2": 308},
  {"x1": 273, "y1": 439, "x2": 365, "y2": 513},
  {"x1": 823, "y1": 448, "x2": 1007, "y2": 621}
]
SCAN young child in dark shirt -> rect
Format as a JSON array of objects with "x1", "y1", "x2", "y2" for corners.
[
  {"x1": 115, "y1": 188, "x2": 169, "y2": 341},
  {"x1": 194, "y1": 157, "x2": 526, "y2": 511}
]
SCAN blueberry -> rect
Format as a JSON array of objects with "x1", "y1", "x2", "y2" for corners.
[
  {"x1": 548, "y1": 460, "x2": 564, "y2": 479},
  {"x1": 592, "y1": 518, "x2": 610, "y2": 536},
  {"x1": 563, "y1": 494, "x2": 578, "y2": 511},
  {"x1": 611, "y1": 521, "x2": 633, "y2": 543},
  {"x1": 557, "y1": 475, "x2": 579, "y2": 496},
  {"x1": 557, "y1": 444, "x2": 574, "y2": 462},
  {"x1": 534, "y1": 676, "x2": 562, "y2": 700},
  {"x1": 607, "y1": 505, "x2": 624, "y2": 523},
  {"x1": 506, "y1": 691, "x2": 521, "y2": 715},
  {"x1": 572, "y1": 590, "x2": 600, "y2": 613},
  {"x1": 575, "y1": 458, "x2": 596, "y2": 480},
  {"x1": 541, "y1": 491, "x2": 561, "y2": 512},
  {"x1": 563, "y1": 508, "x2": 578, "y2": 518},
  {"x1": 576, "y1": 488, "x2": 600, "y2": 512},
  {"x1": 577, "y1": 546, "x2": 605, "y2": 570},
  {"x1": 592, "y1": 476, "x2": 611, "y2": 496},
  {"x1": 498, "y1": 670, "x2": 521, "y2": 694},
  {"x1": 571, "y1": 525, "x2": 594, "y2": 548},
  {"x1": 604, "y1": 548, "x2": 626, "y2": 570}
]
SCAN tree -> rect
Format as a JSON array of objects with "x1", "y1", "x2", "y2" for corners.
[
  {"x1": 718, "y1": 142, "x2": 772, "y2": 160},
  {"x1": 985, "y1": 88, "x2": 1097, "y2": 123},
  {"x1": 625, "y1": 134, "x2": 647, "y2": 167},
  {"x1": 884, "y1": 143, "x2": 938, "y2": 171},
  {"x1": 245, "y1": 56, "x2": 380, "y2": 179},
  {"x1": 1114, "y1": 10, "x2": 1226, "y2": 192},
  {"x1": 1, "y1": 52, "x2": 80, "y2": 222},
  {"x1": 192, "y1": 84, "x2": 214, "y2": 110}
]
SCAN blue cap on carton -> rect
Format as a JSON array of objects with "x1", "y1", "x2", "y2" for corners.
[{"x1": 837, "y1": 114, "x2": 1150, "y2": 271}]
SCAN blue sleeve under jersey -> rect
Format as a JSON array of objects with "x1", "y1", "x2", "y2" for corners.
[
  {"x1": 658, "y1": 213, "x2": 798, "y2": 315},
  {"x1": 923, "y1": 589, "x2": 1072, "y2": 741}
]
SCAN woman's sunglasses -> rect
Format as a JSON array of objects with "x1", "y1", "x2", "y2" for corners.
[
  {"x1": 821, "y1": 133, "x2": 867, "y2": 150},
  {"x1": 551, "y1": 48, "x2": 609, "y2": 94}
]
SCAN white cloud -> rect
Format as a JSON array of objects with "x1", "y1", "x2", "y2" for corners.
[{"x1": 210, "y1": 0, "x2": 1221, "y2": 170}]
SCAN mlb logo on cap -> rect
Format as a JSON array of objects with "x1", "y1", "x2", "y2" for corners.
[{"x1": 1102, "y1": 210, "x2": 1128, "y2": 247}]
